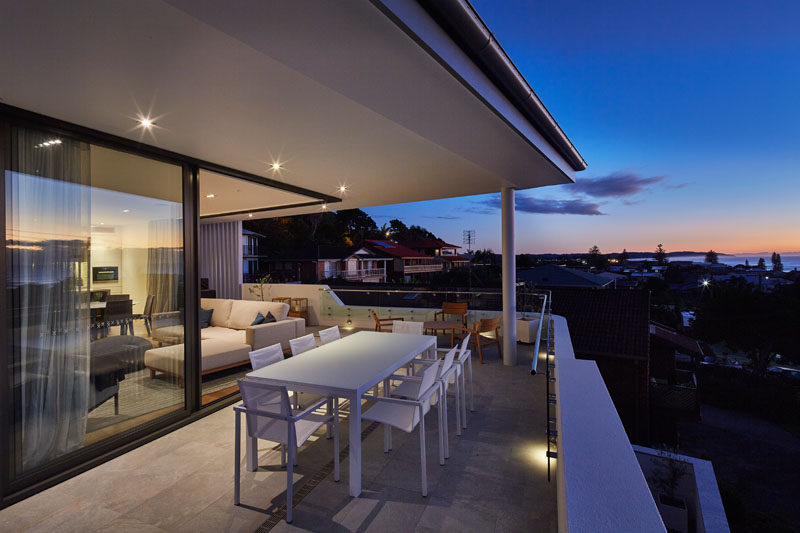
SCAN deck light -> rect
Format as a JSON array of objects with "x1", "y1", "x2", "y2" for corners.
[{"x1": 702, "y1": 279, "x2": 709, "y2": 287}]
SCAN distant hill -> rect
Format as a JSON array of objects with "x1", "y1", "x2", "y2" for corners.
[{"x1": 522, "y1": 251, "x2": 729, "y2": 260}]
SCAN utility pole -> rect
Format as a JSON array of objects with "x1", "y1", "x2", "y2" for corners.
[{"x1": 463, "y1": 230, "x2": 475, "y2": 291}]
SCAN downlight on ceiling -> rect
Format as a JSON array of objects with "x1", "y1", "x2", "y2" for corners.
[{"x1": 206, "y1": 194, "x2": 216, "y2": 198}]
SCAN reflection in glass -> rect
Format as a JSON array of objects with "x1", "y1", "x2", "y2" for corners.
[{"x1": 6, "y1": 127, "x2": 184, "y2": 478}]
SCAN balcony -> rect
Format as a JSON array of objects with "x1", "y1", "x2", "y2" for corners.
[
  {"x1": 402, "y1": 263, "x2": 443, "y2": 274},
  {"x1": 332, "y1": 268, "x2": 387, "y2": 281},
  {"x1": 243, "y1": 243, "x2": 267, "y2": 257},
  {"x1": 0, "y1": 284, "x2": 685, "y2": 531}
]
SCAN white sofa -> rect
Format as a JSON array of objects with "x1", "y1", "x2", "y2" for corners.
[{"x1": 145, "y1": 298, "x2": 305, "y2": 381}]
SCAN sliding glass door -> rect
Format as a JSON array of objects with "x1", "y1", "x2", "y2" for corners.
[{"x1": 5, "y1": 125, "x2": 186, "y2": 482}]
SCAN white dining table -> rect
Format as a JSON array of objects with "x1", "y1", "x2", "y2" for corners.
[{"x1": 245, "y1": 330, "x2": 436, "y2": 497}]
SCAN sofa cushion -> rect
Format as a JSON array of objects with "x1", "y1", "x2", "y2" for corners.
[
  {"x1": 228, "y1": 300, "x2": 289, "y2": 329},
  {"x1": 200, "y1": 298, "x2": 233, "y2": 327},
  {"x1": 201, "y1": 326, "x2": 247, "y2": 345},
  {"x1": 251, "y1": 312, "x2": 265, "y2": 326},
  {"x1": 144, "y1": 339, "x2": 251, "y2": 377},
  {"x1": 200, "y1": 307, "x2": 213, "y2": 328}
]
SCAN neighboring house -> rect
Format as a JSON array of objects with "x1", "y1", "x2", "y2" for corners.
[
  {"x1": 518, "y1": 264, "x2": 613, "y2": 288},
  {"x1": 550, "y1": 287, "x2": 652, "y2": 443},
  {"x1": 364, "y1": 240, "x2": 443, "y2": 280},
  {"x1": 649, "y1": 323, "x2": 703, "y2": 441},
  {"x1": 242, "y1": 229, "x2": 267, "y2": 282},
  {"x1": 261, "y1": 246, "x2": 390, "y2": 283},
  {"x1": 401, "y1": 238, "x2": 470, "y2": 271}
]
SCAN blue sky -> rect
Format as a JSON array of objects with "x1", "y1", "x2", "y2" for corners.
[{"x1": 364, "y1": 0, "x2": 800, "y2": 254}]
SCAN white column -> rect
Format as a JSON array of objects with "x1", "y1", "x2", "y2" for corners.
[{"x1": 501, "y1": 187, "x2": 517, "y2": 366}]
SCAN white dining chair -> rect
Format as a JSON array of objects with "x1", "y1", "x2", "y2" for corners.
[
  {"x1": 318, "y1": 325, "x2": 341, "y2": 345},
  {"x1": 392, "y1": 320, "x2": 424, "y2": 335},
  {"x1": 435, "y1": 334, "x2": 473, "y2": 429},
  {"x1": 289, "y1": 334, "x2": 317, "y2": 356},
  {"x1": 234, "y1": 380, "x2": 339, "y2": 523},
  {"x1": 249, "y1": 343, "x2": 284, "y2": 370},
  {"x1": 362, "y1": 360, "x2": 443, "y2": 497},
  {"x1": 395, "y1": 346, "x2": 460, "y2": 454}
]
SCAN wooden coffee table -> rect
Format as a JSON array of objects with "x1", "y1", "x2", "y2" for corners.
[{"x1": 423, "y1": 320, "x2": 463, "y2": 347}]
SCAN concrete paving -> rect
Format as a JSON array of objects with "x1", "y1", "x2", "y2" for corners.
[{"x1": 0, "y1": 336, "x2": 555, "y2": 532}]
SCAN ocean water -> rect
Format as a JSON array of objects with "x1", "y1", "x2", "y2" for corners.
[{"x1": 666, "y1": 253, "x2": 800, "y2": 272}]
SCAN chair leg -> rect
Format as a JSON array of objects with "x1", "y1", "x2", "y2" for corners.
[
  {"x1": 468, "y1": 357, "x2": 475, "y2": 411},
  {"x1": 437, "y1": 397, "x2": 445, "y2": 466},
  {"x1": 144, "y1": 317, "x2": 151, "y2": 336},
  {"x1": 293, "y1": 442, "x2": 298, "y2": 467},
  {"x1": 496, "y1": 329, "x2": 502, "y2": 359},
  {"x1": 333, "y1": 399, "x2": 340, "y2": 482},
  {"x1": 441, "y1": 384, "x2": 449, "y2": 459},
  {"x1": 419, "y1": 405, "x2": 428, "y2": 497},
  {"x1": 460, "y1": 368, "x2": 468, "y2": 427},
  {"x1": 113, "y1": 392, "x2": 119, "y2": 415},
  {"x1": 454, "y1": 377, "x2": 462, "y2": 436},
  {"x1": 234, "y1": 411, "x2": 241, "y2": 505},
  {"x1": 281, "y1": 444, "x2": 287, "y2": 468}
]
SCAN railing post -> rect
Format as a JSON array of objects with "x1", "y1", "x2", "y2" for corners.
[{"x1": 501, "y1": 187, "x2": 517, "y2": 366}]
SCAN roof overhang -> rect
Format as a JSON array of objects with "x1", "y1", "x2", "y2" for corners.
[{"x1": 0, "y1": 0, "x2": 584, "y2": 221}]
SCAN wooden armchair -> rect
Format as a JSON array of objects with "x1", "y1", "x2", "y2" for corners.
[
  {"x1": 434, "y1": 301, "x2": 468, "y2": 327},
  {"x1": 371, "y1": 310, "x2": 403, "y2": 332},
  {"x1": 455, "y1": 316, "x2": 502, "y2": 364}
]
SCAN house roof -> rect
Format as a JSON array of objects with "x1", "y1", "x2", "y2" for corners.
[
  {"x1": 402, "y1": 238, "x2": 460, "y2": 250},
  {"x1": 550, "y1": 287, "x2": 650, "y2": 360},
  {"x1": 364, "y1": 240, "x2": 429, "y2": 259},
  {"x1": 649, "y1": 323, "x2": 704, "y2": 358},
  {"x1": 518, "y1": 264, "x2": 612, "y2": 288}
]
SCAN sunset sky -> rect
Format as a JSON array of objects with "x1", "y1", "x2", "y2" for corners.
[{"x1": 363, "y1": 0, "x2": 800, "y2": 254}]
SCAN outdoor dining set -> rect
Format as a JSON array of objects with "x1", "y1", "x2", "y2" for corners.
[{"x1": 233, "y1": 303, "x2": 493, "y2": 523}]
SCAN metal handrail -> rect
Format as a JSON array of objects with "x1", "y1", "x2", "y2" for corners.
[{"x1": 530, "y1": 293, "x2": 547, "y2": 375}]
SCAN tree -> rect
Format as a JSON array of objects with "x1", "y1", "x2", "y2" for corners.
[
  {"x1": 745, "y1": 258, "x2": 750, "y2": 268},
  {"x1": 757, "y1": 257, "x2": 766, "y2": 269},
  {"x1": 705, "y1": 250, "x2": 719, "y2": 264},
  {"x1": 587, "y1": 245, "x2": 607, "y2": 268},
  {"x1": 516, "y1": 254, "x2": 534, "y2": 269},
  {"x1": 619, "y1": 248, "x2": 630, "y2": 263},
  {"x1": 654, "y1": 243, "x2": 667, "y2": 265},
  {"x1": 771, "y1": 251, "x2": 783, "y2": 272}
]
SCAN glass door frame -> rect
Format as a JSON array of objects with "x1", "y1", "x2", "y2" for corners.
[{"x1": 0, "y1": 102, "x2": 336, "y2": 507}]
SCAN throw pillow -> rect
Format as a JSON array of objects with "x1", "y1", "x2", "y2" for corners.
[
  {"x1": 264, "y1": 311, "x2": 277, "y2": 323},
  {"x1": 251, "y1": 312, "x2": 265, "y2": 326},
  {"x1": 199, "y1": 307, "x2": 213, "y2": 329}
]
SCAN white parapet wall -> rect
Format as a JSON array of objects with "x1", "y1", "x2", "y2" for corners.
[{"x1": 552, "y1": 314, "x2": 667, "y2": 533}]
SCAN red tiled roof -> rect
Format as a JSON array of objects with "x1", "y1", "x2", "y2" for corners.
[
  {"x1": 650, "y1": 323, "x2": 704, "y2": 357},
  {"x1": 401, "y1": 238, "x2": 460, "y2": 250},
  {"x1": 364, "y1": 240, "x2": 429, "y2": 258},
  {"x1": 550, "y1": 287, "x2": 650, "y2": 359}
]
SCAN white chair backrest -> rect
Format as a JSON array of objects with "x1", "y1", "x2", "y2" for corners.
[
  {"x1": 237, "y1": 379, "x2": 292, "y2": 441},
  {"x1": 318, "y1": 326, "x2": 341, "y2": 345},
  {"x1": 249, "y1": 343, "x2": 284, "y2": 370},
  {"x1": 289, "y1": 334, "x2": 316, "y2": 356},
  {"x1": 439, "y1": 346, "x2": 458, "y2": 376},
  {"x1": 417, "y1": 359, "x2": 442, "y2": 401},
  {"x1": 392, "y1": 320, "x2": 423, "y2": 335},
  {"x1": 457, "y1": 333, "x2": 471, "y2": 360}
]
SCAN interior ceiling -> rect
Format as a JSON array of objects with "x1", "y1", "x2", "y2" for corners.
[{"x1": 0, "y1": 0, "x2": 576, "y2": 222}]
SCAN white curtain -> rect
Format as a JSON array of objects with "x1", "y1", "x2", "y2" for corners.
[
  {"x1": 147, "y1": 219, "x2": 184, "y2": 314},
  {"x1": 7, "y1": 127, "x2": 91, "y2": 472}
]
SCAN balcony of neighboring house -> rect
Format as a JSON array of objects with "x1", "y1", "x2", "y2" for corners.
[
  {"x1": 402, "y1": 259, "x2": 444, "y2": 274},
  {"x1": 334, "y1": 267, "x2": 387, "y2": 282}
]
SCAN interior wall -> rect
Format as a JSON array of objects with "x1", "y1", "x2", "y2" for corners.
[{"x1": 199, "y1": 221, "x2": 242, "y2": 299}]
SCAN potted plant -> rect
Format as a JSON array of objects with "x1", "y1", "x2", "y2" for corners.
[
  {"x1": 248, "y1": 274, "x2": 273, "y2": 302},
  {"x1": 651, "y1": 449, "x2": 691, "y2": 533}
]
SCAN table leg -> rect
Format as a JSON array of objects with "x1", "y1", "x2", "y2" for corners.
[{"x1": 348, "y1": 391, "x2": 362, "y2": 497}]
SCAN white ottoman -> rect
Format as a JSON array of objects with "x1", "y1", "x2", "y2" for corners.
[{"x1": 516, "y1": 316, "x2": 542, "y2": 344}]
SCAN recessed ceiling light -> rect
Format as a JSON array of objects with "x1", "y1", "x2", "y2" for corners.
[
  {"x1": 138, "y1": 117, "x2": 153, "y2": 128},
  {"x1": 122, "y1": 209, "x2": 130, "y2": 213},
  {"x1": 248, "y1": 213, "x2": 253, "y2": 218},
  {"x1": 99, "y1": 222, "x2": 105, "y2": 225},
  {"x1": 271, "y1": 162, "x2": 281, "y2": 171},
  {"x1": 321, "y1": 204, "x2": 327, "y2": 210},
  {"x1": 206, "y1": 193, "x2": 216, "y2": 198},
  {"x1": 338, "y1": 185, "x2": 347, "y2": 193}
]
